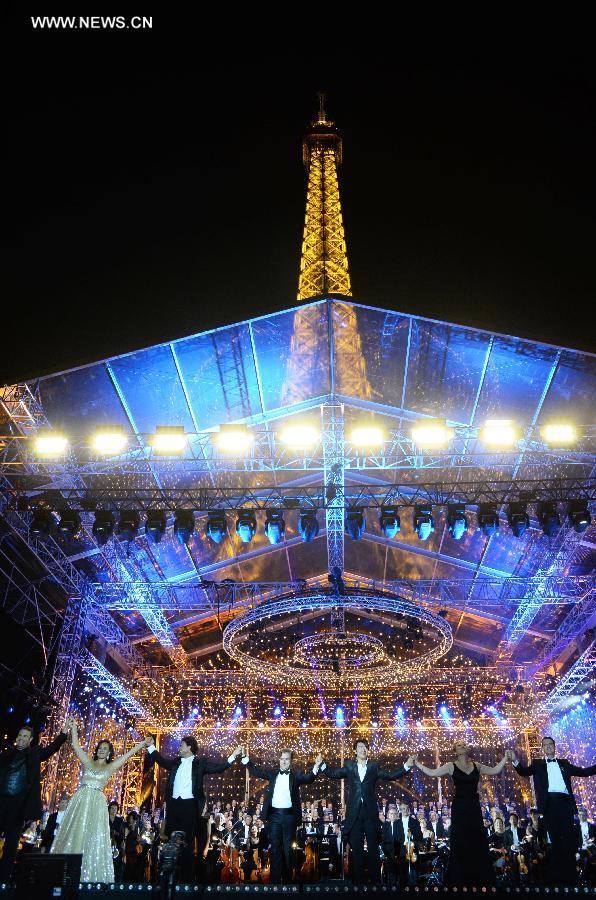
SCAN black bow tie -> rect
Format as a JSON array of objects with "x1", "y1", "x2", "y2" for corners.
[
  {"x1": 547, "y1": 758, "x2": 557, "y2": 763},
  {"x1": 278, "y1": 770, "x2": 289, "y2": 776}
]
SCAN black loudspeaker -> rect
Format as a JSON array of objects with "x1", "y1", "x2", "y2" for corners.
[{"x1": 15, "y1": 852, "x2": 81, "y2": 900}]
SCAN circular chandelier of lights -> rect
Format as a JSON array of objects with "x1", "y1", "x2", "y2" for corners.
[{"x1": 222, "y1": 589, "x2": 453, "y2": 687}]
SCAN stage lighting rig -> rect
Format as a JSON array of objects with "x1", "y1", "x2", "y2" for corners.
[
  {"x1": 57, "y1": 508, "x2": 81, "y2": 539},
  {"x1": 236, "y1": 510, "x2": 257, "y2": 544},
  {"x1": 30, "y1": 508, "x2": 54, "y2": 537},
  {"x1": 146, "y1": 510, "x2": 167, "y2": 543},
  {"x1": 413, "y1": 504, "x2": 434, "y2": 540},
  {"x1": 174, "y1": 510, "x2": 195, "y2": 545},
  {"x1": 299, "y1": 510, "x2": 319, "y2": 542},
  {"x1": 507, "y1": 501, "x2": 529, "y2": 538},
  {"x1": 447, "y1": 502, "x2": 468, "y2": 540},
  {"x1": 477, "y1": 503, "x2": 499, "y2": 537},
  {"x1": 117, "y1": 509, "x2": 140, "y2": 542},
  {"x1": 568, "y1": 500, "x2": 591, "y2": 534},
  {"x1": 537, "y1": 501, "x2": 561, "y2": 537},
  {"x1": 345, "y1": 509, "x2": 365, "y2": 540},
  {"x1": 92, "y1": 510, "x2": 115, "y2": 545},
  {"x1": 264, "y1": 510, "x2": 286, "y2": 545},
  {"x1": 379, "y1": 506, "x2": 400, "y2": 539}
]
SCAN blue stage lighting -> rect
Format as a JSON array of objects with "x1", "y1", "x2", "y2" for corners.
[
  {"x1": 477, "y1": 503, "x2": 499, "y2": 537},
  {"x1": 273, "y1": 703, "x2": 283, "y2": 717},
  {"x1": 345, "y1": 509, "x2": 365, "y2": 540},
  {"x1": 447, "y1": 502, "x2": 468, "y2": 540},
  {"x1": 537, "y1": 502, "x2": 561, "y2": 537},
  {"x1": 30, "y1": 508, "x2": 54, "y2": 538},
  {"x1": 174, "y1": 510, "x2": 195, "y2": 545},
  {"x1": 299, "y1": 510, "x2": 319, "y2": 542},
  {"x1": 236, "y1": 510, "x2": 257, "y2": 543},
  {"x1": 146, "y1": 509, "x2": 167, "y2": 543},
  {"x1": 568, "y1": 500, "x2": 591, "y2": 534},
  {"x1": 413, "y1": 504, "x2": 434, "y2": 540},
  {"x1": 117, "y1": 509, "x2": 140, "y2": 542},
  {"x1": 507, "y1": 502, "x2": 529, "y2": 538},
  {"x1": 57, "y1": 508, "x2": 81, "y2": 539},
  {"x1": 92, "y1": 510, "x2": 115, "y2": 545},
  {"x1": 205, "y1": 511, "x2": 227, "y2": 544},
  {"x1": 379, "y1": 506, "x2": 400, "y2": 539},
  {"x1": 264, "y1": 510, "x2": 285, "y2": 545}
]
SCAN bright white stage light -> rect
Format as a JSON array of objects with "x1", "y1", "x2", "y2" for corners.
[
  {"x1": 151, "y1": 426, "x2": 187, "y2": 454},
  {"x1": 411, "y1": 419, "x2": 452, "y2": 450},
  {"x1": 279, "y1": 423, "x2": 319, "y2": 448},
  {"x1": 216, "y1": 424, "x2": 253, "y2": 453},
  {"x1": 480, "y1": 419, "x2": 519, "y2": 448},
  {"x1": 33, "y1": 432, "x2": 69, "y2": 458},
  {"x1": 91, "y1": 428, "x2": 127, "y2": 455},
  {"x1": 351, "y1": 426, "x2": 384, "y2": 448},
  {"x1": 540, "y1": 421, "x2": 577, "y2": 448}
]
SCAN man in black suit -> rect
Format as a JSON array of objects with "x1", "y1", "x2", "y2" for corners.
[
  {"x1": 509, "y1": 737, "x2": 596, "y2": 885},
  {"x1": 382, "y1": 802, "x2": 423, "y2": 886},
  {"x1": 241, "y1": 747, "x2": 323, "y2": 883},
  {"x1": 320, "y1": 739, "x2": 413, "y2": 884},
  {"x1": 328, "y1": 822, "x2": 344, "y2": 876},
  {"x1": 40, "y1": 792, "x2": 70, "y2": 852},
  {"x1": 577, "y1": 808, "x2": 596, "y2": 850},
  {"x1": 0, "y1": 720, "x2": 70, "y2": 881},
  {"x1": 427, "y1": 810, "x2": 445, "y2": 841},
  {"x1": 147, "y1": 735, "x2": 242, "y2": 883},
  {"x1": 503, "y1": 813, "x2": 524, "y2": 851}
]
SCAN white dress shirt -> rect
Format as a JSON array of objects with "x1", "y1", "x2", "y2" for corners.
[
  {"x1": 545, "y1": 758, "x2": 569, "y2": 794},
  {"x1": 271, "y1": 771, "x2": 292, "y2": 808},
  {"x1": 148, "y1": 746, "x2": 235, "y2": 800},
  {"x1": 510, "y1": 825, "x2": 521, "y2": 846}
]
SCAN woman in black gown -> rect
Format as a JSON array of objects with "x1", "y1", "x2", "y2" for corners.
[{"x1": 414, "y1": 743, "x2": 507, "y2": 887}]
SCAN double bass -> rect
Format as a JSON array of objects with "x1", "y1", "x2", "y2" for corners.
[{"x1": 220, "y1": 840, "x2": 242, "y2": 883}]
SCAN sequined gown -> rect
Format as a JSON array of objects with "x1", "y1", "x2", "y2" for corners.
[{"x1": 51, "y1": 765, "x2": 114, "y2": 883}]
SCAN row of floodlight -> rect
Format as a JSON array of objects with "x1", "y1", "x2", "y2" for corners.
[
  {"x1": 28, "y1": 418, "x2": 582, "y2": 458},
  {"x1": 28, "y1": 499, "x2": 591, "y2": 546}
]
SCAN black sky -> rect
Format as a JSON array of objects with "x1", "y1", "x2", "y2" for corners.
[{"x1": 4, "y1": 26, "x2": 595, "y2": 385}]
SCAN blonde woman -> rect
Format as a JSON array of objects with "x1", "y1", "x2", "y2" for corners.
[{"x1": 414, "y1": 743, "x2": 507, "y2": 887}]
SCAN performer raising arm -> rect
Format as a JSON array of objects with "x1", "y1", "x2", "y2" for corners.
[
  {"x1": 51, "y1": 721, "x2": 150, "y2": 883},
  {"x1": 507, "y1": 736, "x2": 596, "y2": 886},
  {"x1": 415, "y1": 743, "x2": 507, "y2": 888},
  {"x1": 320, "y1": 739, "x2": 414, "y2": 884}
]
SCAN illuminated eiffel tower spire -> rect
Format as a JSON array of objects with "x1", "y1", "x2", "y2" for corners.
[{"x1": 297, "y1": 93, "x2": 352, "y2": 300}]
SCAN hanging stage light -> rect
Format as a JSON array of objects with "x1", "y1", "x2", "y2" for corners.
[
  {"x1": 32, "y1": 431, "x2": 68, "y2": 458},
  {"x1": 299, "y1": 510, "x2": 319, "y2": 542},
  {"x1": 57, "y1": 508, "x2": 81, "y2": 539},
  {"x1": 480, "y1": 419, "x2": 519, "y2": 448},
  {"x1": 216, "y1": 424, "x2": 253, "y2": 454},
  {"x1": 540, "y1": 420, "x2": 577, "y2": 448},
  {"x1": 91, "y1": 428, "x2": 127, "y2": 455},
  {"x1": 507, "y1": 501, "x2": 529, "y2": 538},
  {"x1": 146, "y1": 509, "x2": 167, "y2": 543},
  {"x1": 279, "y1": 423, "x2": 319, "y2": 449},
  {"x1": 413, "y1": 504, "x2": 434, "y2": 540},
  {"x1": 537, "y1": 501, "x2": 561, "y2": 537},
  {"x1": 345, "y1": 509, "x2": 365, "y2": 540},
  {"x1": 568, "y1": 500, "x2": 592, "y2": 534},
  {"x1": 379, "y1": 506, "x2": 400, "y2": 539},
  {"x1": 151, "y1": 425, "x2": 187, "y2": 454},
  {"x1": 264, "y1": 510, "x2": 285, "y2": 545},
  {"x1": 174, "y1": 510, "x2": 195, "y2": 545},
  {"x1": 92, "y1": 510, "x2": 115, "y2": 545},
  {"x1": 30, "y1": 508, "x2": 54, "y2": 537},
  {"x1": 477, "y1": 503, "x2": 499, "y2": 536},
  {"x1": 117, "y1": 509, "x2": 140, "y2": 542},
  {"x1": 205, "y1": 512, "x2": 227, "y2": 544},
  {"x1": 350, "y1": 425, "x2": 384, "y2": 448},
  {"x1": 411, "y1": 418, "x2": 452, "y2": 451},
  {"x1": 447, "y1": 502, "x2": 468, "y2": 540},
  {"x1": 236, "y1": 510, "x2": 257, "y2": 544}
]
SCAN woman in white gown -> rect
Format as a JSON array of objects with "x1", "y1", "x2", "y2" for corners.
[{"x1": 51, "y1": 720, "x2": 150, "y2": 883}]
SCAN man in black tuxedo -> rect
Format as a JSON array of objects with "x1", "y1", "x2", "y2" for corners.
[
  {"x1": 320, "y1": 739, "x2": 413, "y2": 884},
  {"x1": 382, "y1": 802, "x2": 423, "y2": 886},
  {"x1": 147, "y1": 735, "x2": 242, "y2": 883},
  {"x1": 241, "y1": 747, "x2": 323, "y2": 883},
  {"x1": 503, "y1": 813, "x2": 524, "y2": 851},
  {"x1": 509, "y1": 737, "x2": 596, "y2": 885},
  {"x1": 0, "y1": 720, "x2": 70, "y2": 880},
  {"x1": 577, "y1": 808, "x2": 596, "y2": 850},
  {"x1": 427, "y1": 810, "x2": 445, "y2": 841},
  {"x1": 40, "y1": 792, "x2": 70, "y2": 852},
  {"x1": 328, "y1": 822, "x2": 344, "y2": 876}
]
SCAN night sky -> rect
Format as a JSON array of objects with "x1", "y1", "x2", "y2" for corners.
[{"x1": 4, "y1": 27, "x2": 595, "y2": 385}]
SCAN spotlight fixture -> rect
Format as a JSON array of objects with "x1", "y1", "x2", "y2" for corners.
[
  {"x1": 279, "y1": 423, "x2": 319, "y2": 449},
  {"x1": 32, "y1": 431, "x2": 68, "y2": 458},
  {"x1": 91, "y1": 428, "x2": 127, "y2": 455},
  {"x1": 477, "y1": 503, "x2": 499, "y2": 537},
  {"x1": 117, "y1": 509, "x2": 140, "y2": 542},
  {"x1": 507, "y1": 501, "x2": 529, "y2": 538},
  {"x1": 151, "y1": 425, "x2": 187, "y2": 454},
  {"x1": 30, "y1": 508, "x2": 54, "y2": 537},
  {"x1": 57, "y1": 508, "x2": 81, "y2": 539},
  {"x1": 537, "y1": 501, "x2": 561, "y2": 537},
  {"x1": 411, "y1": 418, "x2": 452, "y2": 450},
  {"x1": 236, "y1": 510, "x2": 257, "y2": 543},
  {"x1": 174, "y1": 510, "x2": 195, "y2": 545},
  {"x1": 205, "y1": 512, "x2": 227, "y2": 544},
  {"x1": 216, "y1": 424, "x2": 253, "y2": 454},
  {"x1": 299, "y1": 510, "x2": 319, "y2": 542},
  {"x1": 568, "y1": 500, "x2": 592, "y2": 534},
  {"x1": 413, "y1": 504, "x2": 434, "y2": 540},
  {"x1": 345, "y1": 509, "x2": 365, "y2": 541},
  {"x1": 145, "y1": 509, "x2": 167, "y2": 543},
  {"x1": 480, "y1": 419, "x2": 519, "y2": 448},
  {"x1": 540, "y1": 420, "x2": 577, "y2": 448},
  {"x1": 447, "y1": 502, "x2": 468, "y2": 541},
  {"x1": 350, "y1": 425, "x2": 384, "y2": 448},
  {"x1": 264, "y1": 510, "x2": 285, "y2": 545},
  {"x1": 92, "y1": 510, "x2": 115, "y2": 545},
  {"x1": 379, "y1": 506, "x2": 400, "y2": 539}
]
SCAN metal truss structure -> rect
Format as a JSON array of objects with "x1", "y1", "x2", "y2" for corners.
[
  {"x1": 322, "y1": 402, "x2": 345, "y2": 572},
  {"x1": 532, "y1": 637, "x2": 596, "y2": 721},
  {"x1": 297, "y1": 94, "x2": 351, "y2": 300}
]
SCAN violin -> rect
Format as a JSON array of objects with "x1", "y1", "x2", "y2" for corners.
[{"x1": 405, "y1": 830, "x2": 417, "y2": 863}]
